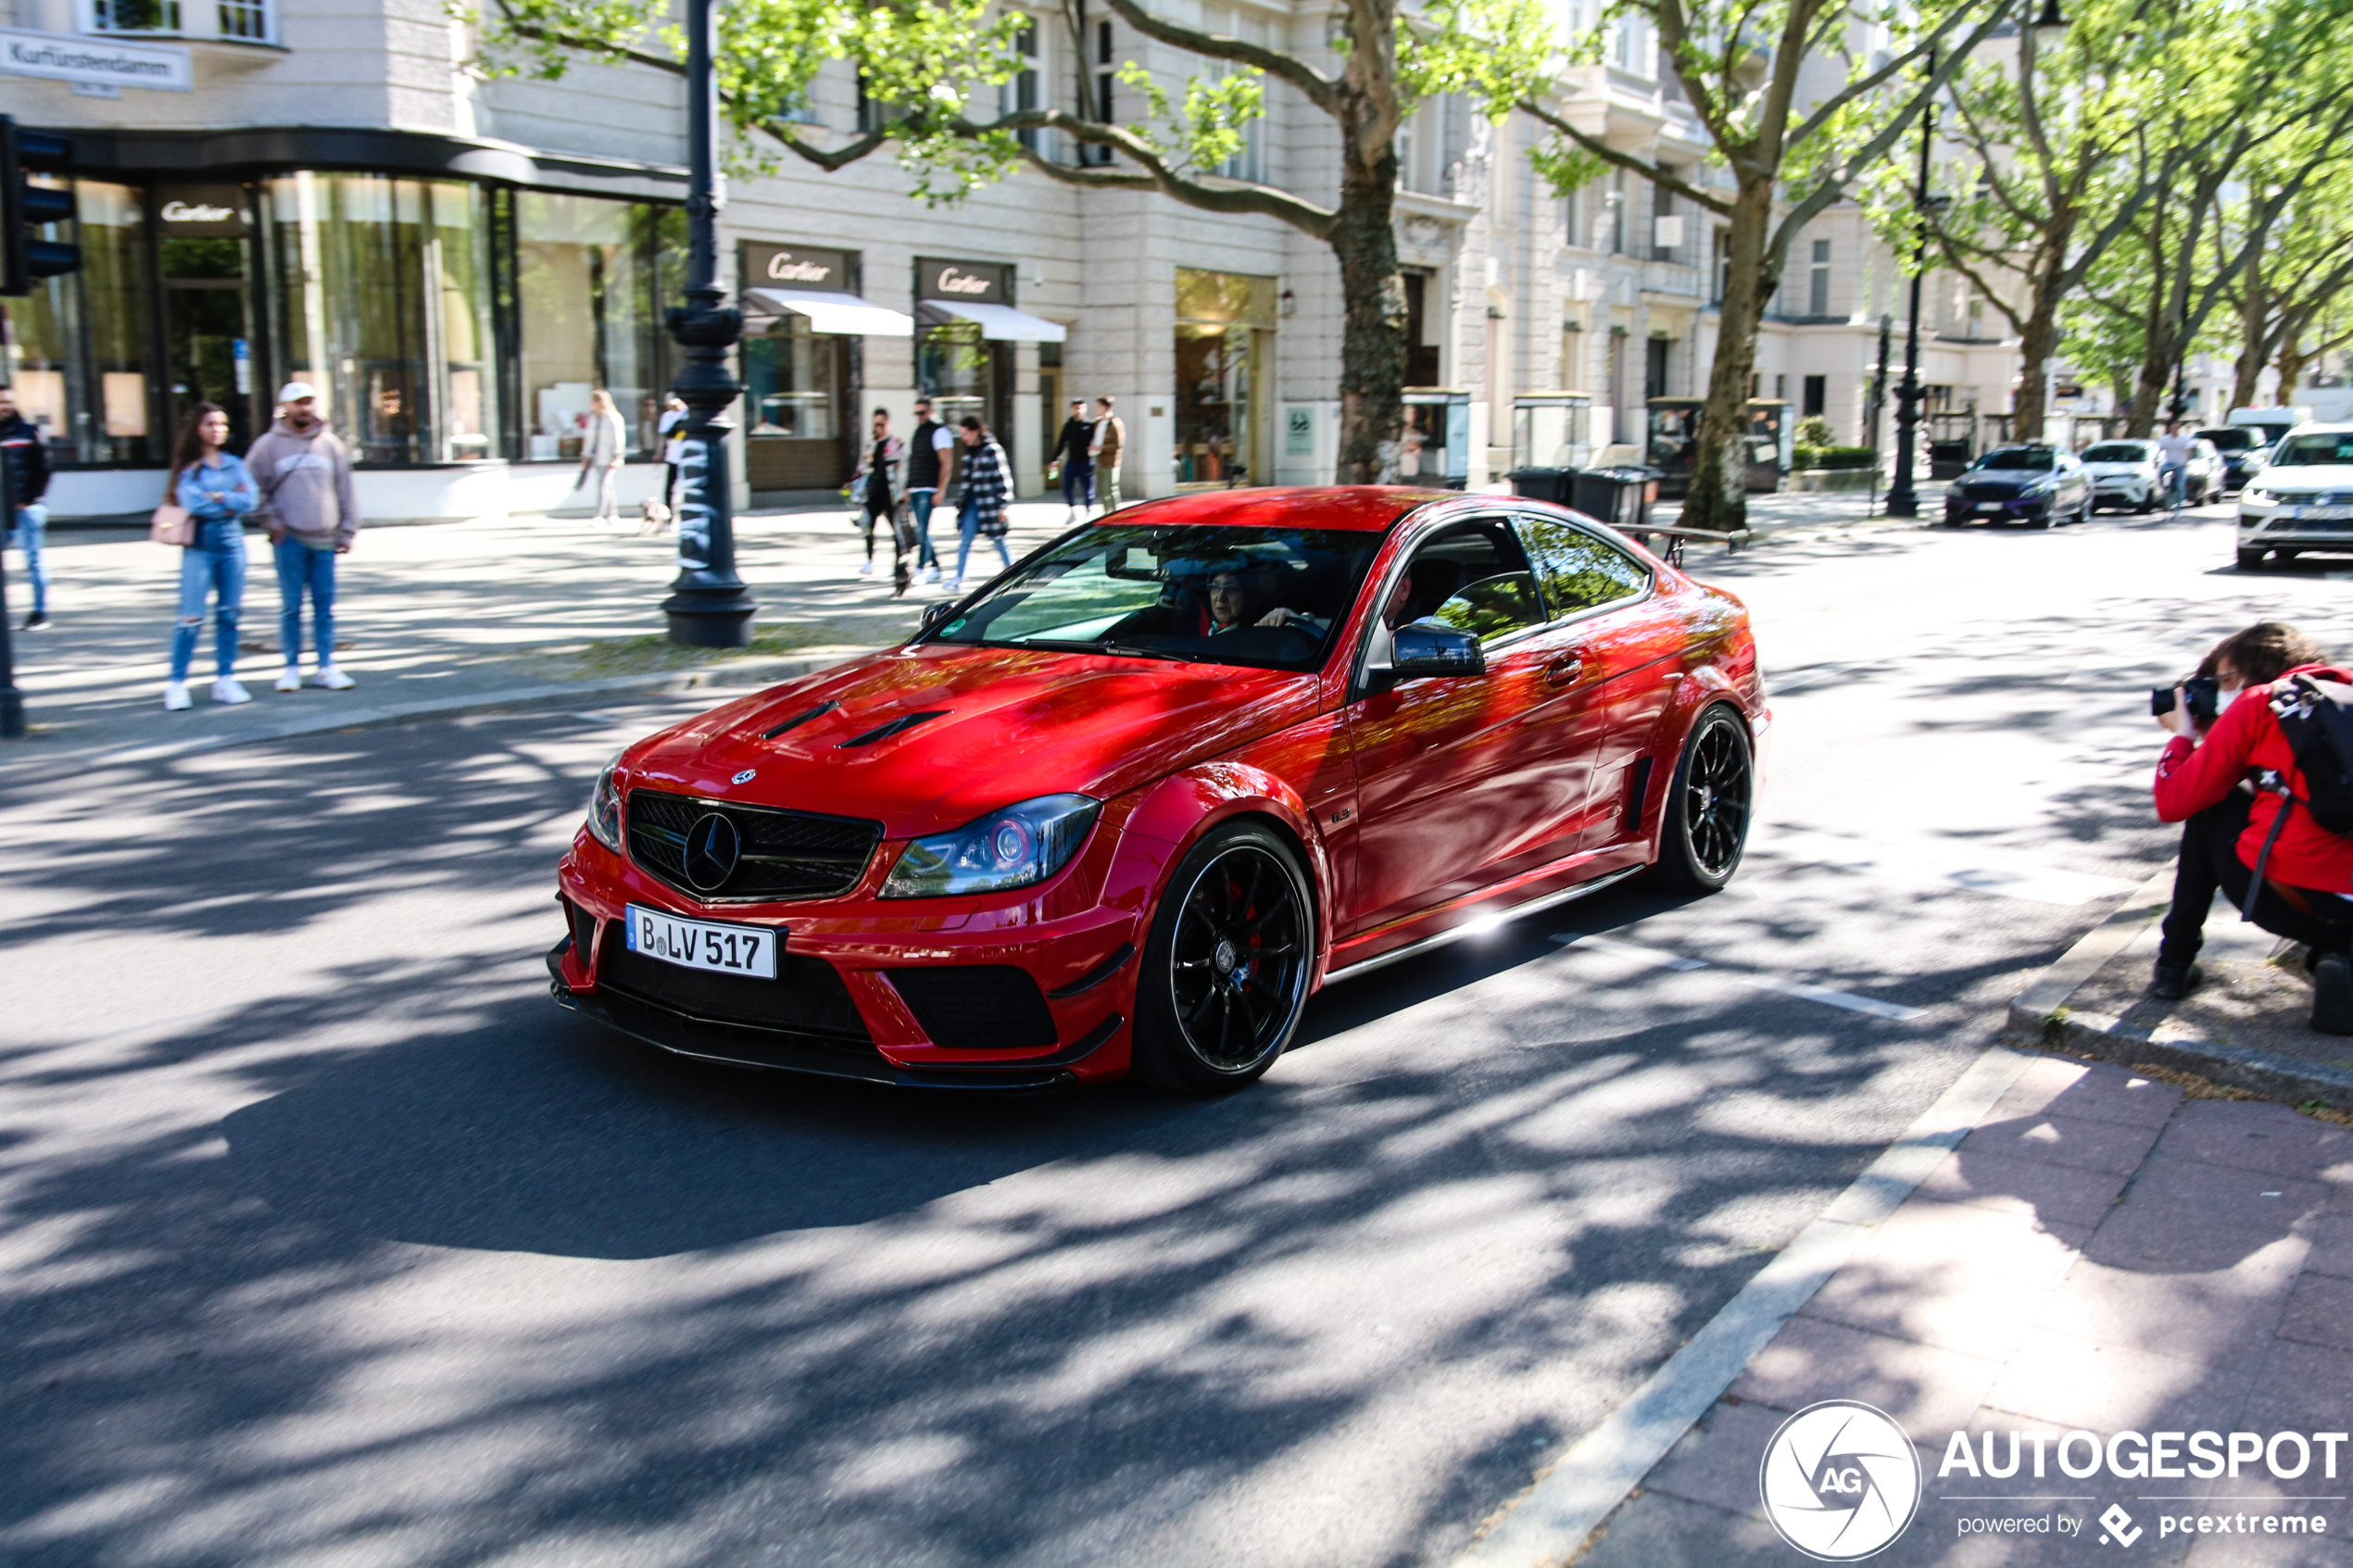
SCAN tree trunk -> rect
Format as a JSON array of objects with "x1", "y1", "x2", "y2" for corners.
[
  {"x1": 1331, "y1": 144, "x2": 1405, "y2": 484},
  {"x1": 2274, "y1": 331, "x2": 2310, "y2": 407},
  {"x1": 1683, "y1": 177, "x2": 1776, "y2": 533},
  {"x1": 2011, "y1": 291, "x2": 2061, "y2": 440},
  {"x1": 2231, "y1": 258, "x2": 2270, "y2": 413}
]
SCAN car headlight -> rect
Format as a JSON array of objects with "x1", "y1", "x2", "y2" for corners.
[
  {"x1": 880, "y1": 794, "x2": 1101, "y2": 898},
  {"x1": 2244, "y1": 487, "x2": 2278, "y2": 507},
  {"x1": 585, "y1": 752, "x2": 624, "y2": 851}
]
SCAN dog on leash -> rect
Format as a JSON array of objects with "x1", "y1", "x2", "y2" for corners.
[{"x1": 637, "y1": 498, "x2": 673, "y2": 534}]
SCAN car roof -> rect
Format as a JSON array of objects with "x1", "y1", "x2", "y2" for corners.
[
  {"x1": 1088, "y1": 485, "x2": 1454, "y2": 533},
  {"x1": 2285, "y1": 422, "x2": 2353, "y2": 435}
]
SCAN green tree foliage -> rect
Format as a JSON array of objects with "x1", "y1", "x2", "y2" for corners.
[{"x1": 453, "y1": 0, "x2": 1556, "y2": 482}]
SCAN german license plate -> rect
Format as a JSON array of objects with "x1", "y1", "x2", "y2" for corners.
[
  {"x1": 1978, "y1": 502, "x2": 2004, "y2": 513},
  {"x1": 2285, "y1": 506, "x2": 2353, "y2": 521},
  {"x1": 623, "y1": 904, "x2": 778, "y2": 978}
]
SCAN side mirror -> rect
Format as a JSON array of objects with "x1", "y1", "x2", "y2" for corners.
[
  {"x1": 917, "y1": 601, "x2": 956, "y2": 634},
  {"x1": 1384, "y1": 623, "x2": 1485, "y2": 680}
]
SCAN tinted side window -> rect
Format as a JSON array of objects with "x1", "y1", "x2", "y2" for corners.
[
  {"x1": 1516, "y1": 516, "x2": 1651, "y2": 620},
  {"x1": 1397, "y1": 521, "x2": 1548, "y2": 646}
]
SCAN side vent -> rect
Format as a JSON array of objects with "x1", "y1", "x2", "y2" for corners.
[
  {"x1": 839, "y1": 710, "x2": 950, "y2": 748},
  {"x1": 761, "y1": 700, "x2": 838, "y2": 740},
  {"x1": 1623, "y1": 755, "x2": 1655, "y2": 833}
]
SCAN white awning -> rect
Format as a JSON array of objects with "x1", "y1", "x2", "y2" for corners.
[
  {"x1": 744, "y1": 287, "x2": 914, "y2": 337},
  {"x1": 916, "y1": 300, "x2": 1069, "y2": 342}
]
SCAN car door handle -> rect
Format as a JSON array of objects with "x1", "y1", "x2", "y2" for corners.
[{"x1": 1544, "y1": 656, "x2": 1583, "y2": 687}]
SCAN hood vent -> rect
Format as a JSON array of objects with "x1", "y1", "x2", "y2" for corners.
[
  {"x1": 838, "y1": 710, "x2": 950, "y2": 748},
  {"x1": 761, "y1": 700, "x2": 838, "y2": 739}
]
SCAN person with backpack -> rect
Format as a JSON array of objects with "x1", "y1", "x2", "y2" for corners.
[
  {"x1": 904, "y1": 395, "x2": 956, "y2": 586},
  {"x1": 0, "y1": 384, "x2": 53, "y2": 631},
  {"x1": 1052, "y1": 399, "x2": 1094, "y2": 522},
  {"x1": 160, "y1": 402, "x2": 258, "y2": 710},
  {"x1": 2153, "y1": 621, "x2": 2353, "y2": 1034},
  {"x1": 247, "y1": 383, "x2": 361, "y2": 693}
]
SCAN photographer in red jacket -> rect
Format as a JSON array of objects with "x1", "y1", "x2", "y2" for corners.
[{"x1": 2153, "y1": 621, "x2": 2353, "y2": 1035}]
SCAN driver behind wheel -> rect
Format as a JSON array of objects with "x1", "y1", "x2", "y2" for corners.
[{"x1": 1206, "y1": 564, "x2": 1327, "y2": 637}]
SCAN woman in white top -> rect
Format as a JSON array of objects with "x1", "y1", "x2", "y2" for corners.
[{"x1": 581, "y1": 388, "x2": 627, "y2": 522}]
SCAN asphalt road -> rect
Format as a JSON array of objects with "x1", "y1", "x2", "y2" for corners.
[{"x1": 5, "y1": 508, "x2": 2348, "y2": 1568}]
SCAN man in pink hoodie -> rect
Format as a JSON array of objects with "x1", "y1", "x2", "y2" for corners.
[{"x1": 245, "y1": 382, "x2": 361, "y2": 693}]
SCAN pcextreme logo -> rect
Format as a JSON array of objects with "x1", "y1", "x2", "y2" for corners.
[{"x1": 1759, "y1": 1401, "x2": 1923, "y2": 1561}]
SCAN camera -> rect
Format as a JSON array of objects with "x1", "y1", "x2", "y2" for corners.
[{"x1": 2150, "y1": 674, "x2": 2221, "y2": 725}]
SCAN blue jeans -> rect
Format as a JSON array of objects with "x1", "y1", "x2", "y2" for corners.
[
  {"x1": 274, "y1": 537, "x2": 338, "y2": 666},
  {"x1": 2159, "y1": 462, "x2": 2185, "y2": 506},
  {"x1": 908, "y1": 490, "x2": 939, "y2": 568},
  {"x1": 169, "y1": 518, "x2": 246, "y2": 683},
  {"x1": 956, "y1": 498, "x2": 1013, "y2": 582},
  {"x1": 1061, "y1": 459, "x2": 1094, "y2": 509},
  {"x1": 9, "y1": 502, "x2": 46, "y2": 614}
]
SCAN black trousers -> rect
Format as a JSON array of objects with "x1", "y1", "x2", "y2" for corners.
[{"x1": 2158, "y1": 792, "x2": 2353, "y2": 967}]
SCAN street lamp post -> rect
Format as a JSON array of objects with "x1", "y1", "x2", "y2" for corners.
[
  {"x1": 661, "y1": 0, "x2": 757, "y2": 647},
  {"x1": 1882, "y1": 51, "x2": 1938, "y2": 520}
]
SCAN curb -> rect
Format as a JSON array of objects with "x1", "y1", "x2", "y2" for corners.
[
  {"x1": 1998, "y1": 868, "x2": 2353, "y2": 1112},
  {"x1": 19, "y1": 648, "x2": 879, "y2": 771},
  {"x1": 1455, "y1": 1046, "x2": 2039, "y2": 1567}
]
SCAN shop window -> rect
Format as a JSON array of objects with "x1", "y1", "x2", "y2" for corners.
[
  {"x1": 264, "y1": 173, "x2": 503, "y2": 464},
  {"x1": 743, "y1": 317, "x2": 844, "y2": 491},
  {"x1": 91, "y1": 0, "x2": 180, "y2": 31},
  {"x1": 513, "y1": 191, "x2": 685, "y2": 461},
  {"x1": 4, "y1": 179, "x2": 157, "y2": 465},
  {"x1": 1175, "y1": 267, "x2": 1277, "y2": 487},
  {"x1": 915, "y1": 318, "x2": 995, "y2": 432}
]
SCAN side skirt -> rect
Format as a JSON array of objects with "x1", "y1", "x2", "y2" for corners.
[{"x1": 1318, "y1": 865, "x2": 1643, "y2": 985}]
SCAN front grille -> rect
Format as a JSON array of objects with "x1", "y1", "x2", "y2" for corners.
[
  {"x1": 599, "y1": 922, "x2": 874, "y2": 1045},
  {"x1": 1957, "y1": 482, "x2": 2019, "y2": 502},
  {"x1": 626, "y1": 788, "x2": 880, "y2": 902},
  {"x1": 887, "y1": 966, "x2": 1058, "y2": 1050},
  {"x1": 2265, "y1": 516, "x2": 2353, "y2": 535}
]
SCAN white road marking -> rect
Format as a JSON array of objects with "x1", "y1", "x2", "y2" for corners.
[{"x1": 1551, "y1": 932, "x2": 1927, "y2": 1022}]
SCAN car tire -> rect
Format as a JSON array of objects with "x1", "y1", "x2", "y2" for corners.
[
  {"x1": 2238, "y1": 547, "x2": 2268, "y2": 571},
  {"x1": 1128, "y1": 819, "x2": 1315, "y2": 1096},
  {"x1": 2136, "y1": 495, "x2": 2155, "y2": 514},
  {"x1": 1646, "y1": 705, "x2": 1755, "y2": 897}
]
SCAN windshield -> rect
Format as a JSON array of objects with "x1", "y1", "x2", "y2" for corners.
[
  {"x1": 925, "y1": 522, "x2": 1386, "y2": 671},
  {"x1": 2199, "y1": 428, "x2": 2258, "y2": 451},
  {"x1": 2082, "y1": 443, "x2": 2150, "y2": 463},
  {"x1": 2270, "y1": 433, "x2": 2353, "y2": 467},
  {"x1": 1974, "y1": 447, "x2": 2057, "y2": 471}
]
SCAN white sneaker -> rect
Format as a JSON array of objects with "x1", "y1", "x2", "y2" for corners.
[
  {"x1": 311, "y1": 666, "x2": 356, "y2": 691},
  {"x1": 211, "y1": 677, "x2": 252, "y2": 705},
  {"x1": 858, "y1": 560, "x2": 875, "y2": 576},
  {"x1": 1064, "y1": 508, "x2": 1078, "y2": 524},
  {"x1": 920, "y1": 565, "x2": 940, "y2": 584},
  {"x1": 163, "y1": 681, "x2": 191, "y2": 711},
  {"x1": 274, "y1": 667, "x2": 302, "y2": 694},
  {"x1": 946, "y1": 577, "x2": 963, "y2": 592}
]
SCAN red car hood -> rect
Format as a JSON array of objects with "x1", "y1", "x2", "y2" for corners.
[{"x1": 623, "y1": 643, "x2": 1322, "y2": 837}]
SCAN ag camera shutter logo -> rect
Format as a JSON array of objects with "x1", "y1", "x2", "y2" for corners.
[{"x1": 1758, "y1": 1400, "x2": 1922, "y2": 1560}]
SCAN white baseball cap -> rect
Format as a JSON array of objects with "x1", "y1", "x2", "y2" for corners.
[{"x1": 278, "y1": 381, "x2": 318, "y2": 403}]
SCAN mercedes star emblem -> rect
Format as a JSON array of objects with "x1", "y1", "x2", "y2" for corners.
[
  {"x1": 683, "y1": 812, "x2": 741, "y2": 893},
  {"x1": 732, "y1": 769, "x2": 757, "y2": 784}
]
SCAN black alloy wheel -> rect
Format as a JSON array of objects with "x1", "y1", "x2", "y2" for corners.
[
  {"x1": 2238, "y1": 547, "x2": 2269, "y2": 571},
  {"x1": 1648, "y1": 705, "x2": 1755, "y2": 894},
  {"x1": 1131, "y1": 822, "x2": 1314, "y2": 1095}
]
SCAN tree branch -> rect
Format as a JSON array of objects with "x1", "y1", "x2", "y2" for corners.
[
  {"x1": 1518, "y1": 97, "x2": 1733, "y2": 216},
  {"x1": 1096, "y1": 0, "x2": 1340, "y2": 114},
  {"x1": 974, "y1": 109, "x2": 1339, "y2": 237}
]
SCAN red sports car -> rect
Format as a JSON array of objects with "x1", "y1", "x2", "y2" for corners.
[{"x1": 550, "y1": 487, "x2": 1766, "y2": 1094}]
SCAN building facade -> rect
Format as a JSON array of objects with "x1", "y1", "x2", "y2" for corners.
[{"x1": 17, "y1": 0, "x2": 2305, "y2": 522}]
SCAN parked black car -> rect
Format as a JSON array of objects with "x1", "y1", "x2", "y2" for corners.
[
  {"x1": 2196, "y1": 426, "x2": 2270, "y2": 494},
  {"x1": 1940, "y1": 445, "x2": 2095, "y2": 527}
]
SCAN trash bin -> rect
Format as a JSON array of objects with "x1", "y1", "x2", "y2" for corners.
[
  {"x1": 1506, "y1": 467, "x2": 1577, "y2": 505},
  {"x1": 1573, "y1": 466, "x2": 1660, "y2": 531}
]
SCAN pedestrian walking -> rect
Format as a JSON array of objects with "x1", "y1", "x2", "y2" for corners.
[
  {"x1": 0, "y1": 384, "x2": 51, "y2": 631},
  {"x1": 580, "y1": 388, "x2": 628, "y2": 523},
  {"x1": 658, "y1": 393, "x2": 687, "y2": 511},
  {"x1": 1051, "y1": 398, "x2": 1094, "y2": 522},
  {"x1": 950, "y1": 416, "x2": 1013, "y2": 590},
  {"x1": 1089, "y1": 395, "x2": 1126, "y2": 514},
  {"x1": 160, "y1": 402, "x2": 258, "y2": 711},
  {"x1": 247, "y1": 382, "x2": 361, "y2": 694},
  {"x1": 904, "y1": 395, "x2": 957, "y2": 586},
  {"x1": 849, "y1": 408, "x2": 912, "y2": 591}
]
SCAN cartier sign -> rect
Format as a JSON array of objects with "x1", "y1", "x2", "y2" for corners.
[
  {"x1": 916, "y1": 257, "x2": 1009, "y2": 305},
  {"x1": 741, "y1": 242, "x2": 850, "y2": 293},
  {"x1": 155, "y1": 186, "x2": 247, "y2": 235}
]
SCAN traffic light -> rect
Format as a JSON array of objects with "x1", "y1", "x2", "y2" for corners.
[{"x1": 1, "y1": 117, "x2": 78, "y2": 298}]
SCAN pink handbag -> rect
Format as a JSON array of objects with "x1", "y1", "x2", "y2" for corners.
[{"x1": 149, "y1": 503, "x2": 194, "y2": 547}]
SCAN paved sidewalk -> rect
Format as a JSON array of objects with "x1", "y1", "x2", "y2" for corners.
[
  {"x1": 1565, "y1": 1052, "x2": 2353, "y2": 1566},
  {"x1": 0, "y1": 499, "x2": 1075, "y2": 767}
]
